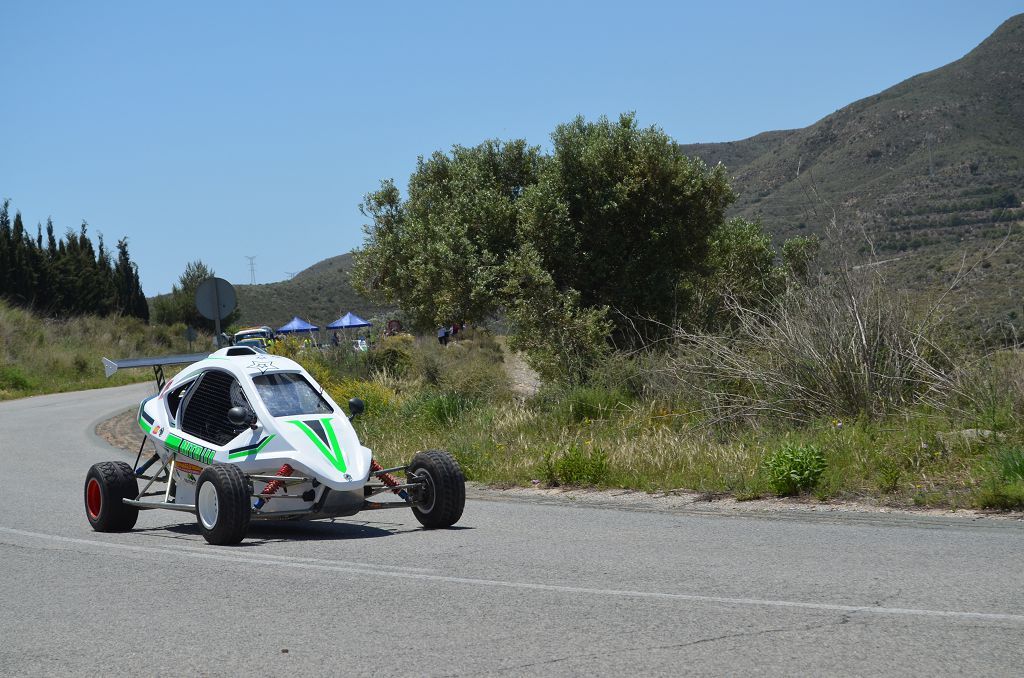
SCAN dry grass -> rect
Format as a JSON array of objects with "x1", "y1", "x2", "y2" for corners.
[{"x1": 0, "y1": 300, "x2": 207, "y2": 399}]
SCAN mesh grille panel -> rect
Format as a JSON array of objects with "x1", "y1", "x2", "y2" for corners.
[{"x1": 181, "y1": 370, "x2": 241, "y2": 446}]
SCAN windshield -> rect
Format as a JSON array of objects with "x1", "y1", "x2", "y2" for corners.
[{"x1": 252, "y1": 373, "x2": 334, "y2": 417}]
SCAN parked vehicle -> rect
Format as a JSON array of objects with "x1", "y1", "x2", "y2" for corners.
[{"x1": 233, "y1": 326, "x2": 274, "y2": 347}]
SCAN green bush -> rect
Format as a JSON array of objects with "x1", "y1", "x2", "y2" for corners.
[
  {"x1": 540, "y1": 445, "x2": 609, "y2": 486},
  {"x1": 974, "y1": 480, "x2": 1024, "y2": 510},
  {"x1": 0, "y1": 365, "x2": 33, "y2": 391},
  {"x1": 400, "y1": 392, "x2": 473, "y2": 427},
  {"x1": 328, "y1": 377, "x2": 399, "y2": 416},
  {"x1": 367, "y1": 335, "x2": 415, "y2": 375},
  {"x1": 761, "y1": 443, "x2": 827, "y2": 496},
  {"x1": 995, "y1": 445, "x2": 1024, "y2": 481},
  {"x1": 550, "y1": 385, "x2": 631, "y2": 423}
]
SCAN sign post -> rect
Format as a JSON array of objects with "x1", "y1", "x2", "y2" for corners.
[{"x1": 195, "y1": 277, "x2": 237, "y2": 347}]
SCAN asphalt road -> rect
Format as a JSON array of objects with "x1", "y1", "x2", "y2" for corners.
[{"x1": 1, "y1": 384, "x2": 1023, "y2": 676}]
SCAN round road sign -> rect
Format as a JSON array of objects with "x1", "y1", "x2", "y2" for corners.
[{"x1": 195, "y1": 277, "x2": 237, "y2": 321}]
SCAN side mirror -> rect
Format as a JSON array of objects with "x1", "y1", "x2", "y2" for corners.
[
  {"x1": 227, "y1": 406, "x2": 255, "y2": 427},
  {"x1": 348, "y1": 397, "x2": 365, "y2": 419}
]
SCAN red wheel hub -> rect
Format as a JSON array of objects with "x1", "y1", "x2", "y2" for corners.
[{"x1": 86, "y1": 478, "x2": 102, "y2": 519}]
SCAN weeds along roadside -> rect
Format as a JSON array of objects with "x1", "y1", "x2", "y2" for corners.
[
  {"x1": 275, "y1": 319, "x2": 1024, "y2": 511},
  {"x1": 6, "y1": 275, "x2": 1019, "y2": 510},
  {"x1": 0, "y1": 299, "x2": 207, "y2": 399}
]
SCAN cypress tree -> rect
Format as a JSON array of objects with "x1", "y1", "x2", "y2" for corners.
[
  {"x1": 0, "y1": 201, "x2": 148, "y2": 320},
  {"x1": 0, "y1": 200, "x2": 10, "y2": 294}
]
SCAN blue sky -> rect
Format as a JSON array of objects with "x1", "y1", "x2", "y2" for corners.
[{"x1": 2, "y1": 0, "x2": 1022, "y2": 295}]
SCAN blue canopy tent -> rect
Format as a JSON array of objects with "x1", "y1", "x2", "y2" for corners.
[
  {"x1": 326, "y1": 312, "x2": 371, "y2": 330},
  {"x1": 277, "y1": 316, "x2": 319, "y2": 334},
  {"x1": 327, "y1": 312, "x2": 371, "y2": 351}
]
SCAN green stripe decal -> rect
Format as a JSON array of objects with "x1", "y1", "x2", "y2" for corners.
[
  {"x1": 227, "y1": 435, "x2": 276, "y2": 460},
  {"x1": 287, "y1": 419, "x2": 347, "y2": 473},
  {"x1": 137, "y1": 397, "x2": 154, "y2": 433},
  {"x1": 165, "y1": 433, "x2": 216, "y2": 465}
]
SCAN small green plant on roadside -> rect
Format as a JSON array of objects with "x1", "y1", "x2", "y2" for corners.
[
  {"x1": 995, "y1": 445, "x2": 1024, "y2": 481},
  {"x1": 539, "y1": 445, "x2": 609, "y2": 486},
  {"x1": 761, "y1": 442, "x2": 827, "y2": 496},
  {"x1": 876, "y1": 456, "x2": 903, "y2": 493},
  {"x1": 540, "y1": 451, "x2": 560, "y2": 486},
  {"x1": 912, "y1": 490, "x2": 947, "y2": 507},
  {"x1": 0, "y1": 365, "x2": 33, "y2": 391},
  {"x1": 972, "y1": 444, "x2": 1024, "y2": 510},
  {"x1": 974, "y1": 480, "x2": 1024, "y2": 510}
]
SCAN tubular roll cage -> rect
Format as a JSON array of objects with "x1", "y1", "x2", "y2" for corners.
[{"x1": 126, "y1": 438, "x2": 426, "y2": 519}]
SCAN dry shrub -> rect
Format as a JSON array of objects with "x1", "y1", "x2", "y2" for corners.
[{"x1": 665, "y1": 275, "x2": 963, "y2": 424}]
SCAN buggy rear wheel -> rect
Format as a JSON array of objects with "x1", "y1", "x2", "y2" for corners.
[
  {"x1": 84, "y1": 461, "x2": 139, "y2": 532},
  {"x1": 408, "y1": 450, "x2": 465, "y2": 528},
  {"x1": 196, "y1": 464, "x2": 251, "y2": 545}
]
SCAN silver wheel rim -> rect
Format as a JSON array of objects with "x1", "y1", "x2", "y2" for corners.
[
  {"x1": 198, "y1": 481, "x2": 219, "y2": 530},
  {"x1": 414, "y1": 469, "x2": 436, "y2": 513}
]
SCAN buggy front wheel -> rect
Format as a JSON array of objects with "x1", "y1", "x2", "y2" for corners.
[
  {"x1": 408, "y1": 450, "x2": 465, "y2": 528},
  {"x1": 196, "y1": 464, "x2": 251, "y2": 545}
]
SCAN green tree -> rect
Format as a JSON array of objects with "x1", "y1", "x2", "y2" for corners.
[
  {"x1": 519, "y1": 114, "x2": 733, "y2": 340},
  {"x1": 152, "y1": 260, "x2": 237, "y2": 329},
  {"x1": 683, "y1": 219, "x2": 821, "y2": 330},
  {"x1": 0, "y1": 201, "x2": 148, "y2": 319},
  {"x1": 353, "y1": 140, "x2": 542, "y2": 329},
  {"x1": 353, "y1": 114, "x2": 793, "y2": 382},
  {"x1": 113, "y1": 237, "x2": 149, "y2": 321},
  {"x1": 0, "y1": 201, "x2": 10, "y2": 296},
  {"x1": 504, "y1": 245, "x2": 613, "y2": 384}
]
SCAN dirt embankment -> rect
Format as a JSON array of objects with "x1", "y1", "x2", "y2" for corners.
[{"x1": 96, "y1": 408, "x2": 152, "y2": 457}]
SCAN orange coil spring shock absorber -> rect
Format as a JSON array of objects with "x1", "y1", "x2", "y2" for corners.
[
  {"x1": 254, "y1": 463, "x2": 293, "y2": 509},
  {"x1": 370, "y1": 459, "x2": 409, "y2": 500}
]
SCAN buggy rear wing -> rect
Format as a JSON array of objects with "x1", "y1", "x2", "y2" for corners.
[{"x1": 102, "y1": 353, "x2": 210, "y2": 390}]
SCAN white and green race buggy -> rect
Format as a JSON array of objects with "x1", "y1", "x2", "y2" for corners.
[{"x1": 84, "y1": 346, "x2": 465, "y2": 545}]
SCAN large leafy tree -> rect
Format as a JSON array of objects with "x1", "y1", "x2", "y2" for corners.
[
  {"x1": 353, "y1": 140, "x2": 541, "y2": 329},
  {"x1": 517, "y1": 113, "x2": 733, "y2": 340},
  {"x1": 353, "y1": 114, "x2": 804, "y2": 382}
]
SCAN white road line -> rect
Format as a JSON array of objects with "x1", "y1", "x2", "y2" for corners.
[
  {"x1": 128, "y1": 535, "x2": 437, "y2": 573},
  {"x1": 2, "y1": 526, "x2": 1022, "y2": 624}
]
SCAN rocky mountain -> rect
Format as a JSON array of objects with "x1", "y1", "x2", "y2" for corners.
[{"x1": 678, "y1": 14, "x2": 1024, "y2": 329}]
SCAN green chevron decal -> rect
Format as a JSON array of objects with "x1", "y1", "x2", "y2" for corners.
[{"x1": 287, "y1": 418, "x2": 347, "y2": 473}]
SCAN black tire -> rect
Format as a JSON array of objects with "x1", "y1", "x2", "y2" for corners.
[
  {"x1": 84, "y1": 461, "x2": 139, "y2": 532},
  {"x1": 408, "y1": 450, "x2": 465, "y2": 528},
  {"x1": 195, "y1": 464, "x2": 251, "y2": 545}
]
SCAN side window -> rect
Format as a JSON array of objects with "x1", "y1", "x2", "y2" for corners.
[
  {"x1": 165, "y1": 379, "x2": 196, "y2": 425},
  {"x1": 179, "y1": 370, "x2": 251, "y2": 446}
]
